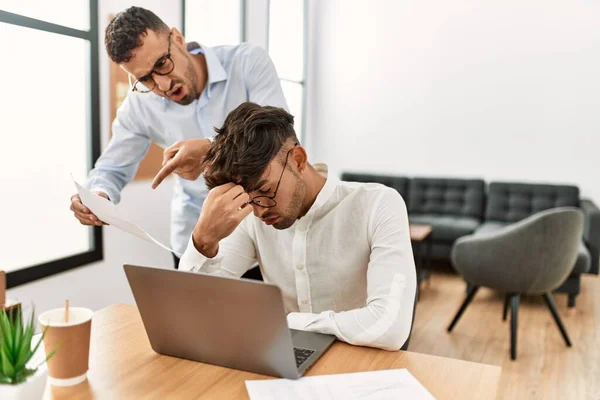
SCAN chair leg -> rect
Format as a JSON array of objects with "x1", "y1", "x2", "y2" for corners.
[
  {"x1": 567, "y1": 293, "x2": 577, "y2": 308},
  {"x1": 543, "y1": 293, "x2": 572, "y2": 347},
  {"x1": 503, "y1": 294, "x2": 510, "y2": 321},
  {"x1": 448, "y1": 285, "x2": 479, "y2": 332},
  {"x1": 465, "y1": 282, "x2": 473, "y2": 294},
  {"x1": 510, "y1": 294, "x2": 520, "y2": 360}
]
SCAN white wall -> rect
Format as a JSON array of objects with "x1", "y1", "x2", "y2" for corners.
[
  {"x1": 306, "y1": 0, "x2": 600, "y2": 202},
  {"x1": 7, "y1": 1, "x2": 180, "y2": 315}
]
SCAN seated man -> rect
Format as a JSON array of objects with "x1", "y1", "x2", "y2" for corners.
[{"x1": 179, "y1": 102, "x2": 417, "y2": 351}]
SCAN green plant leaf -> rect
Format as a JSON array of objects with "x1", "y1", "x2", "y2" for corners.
[
  {"x1": 27, "y1": 307, "x2": 36, "y2": 338},
  {"x1": 0, "y1": 374, "x2": 12, "y2": 384},
  {"x1": 0, "y1": 345, "x2": 15, "y2": 379},
  {"x1": 14, "y1": 311, "x2": 36, "y2": 372},
  {"x1": 24, "y1": 327, "x2": 50, "y2": 371},
  {"x1": 0, "y1": 343, "x2": 13, "y2": 370},
  {"x1": 14, "y1": 321, "x2": 34, "y2": 371},
  {"x1": 12, "y1": 309, "x2": 22, "y2": 362},
  {"x1": 30, "y1": 345, "x2": 58, "y2": 374},
  {"x1": 12, "y1": 367, "x2": 36, "y2": 385},
  {"x1": 0, "y1": 312, "x2": 13, "y2": 356},
  {"x1": 14, "y1": 343, "x2": 32, "y2": 373},
  {"x1": 0, "y1": 349, "x2": 8, "y2": 378}
]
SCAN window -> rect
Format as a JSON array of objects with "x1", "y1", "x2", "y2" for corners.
[
  {"x1": 268, "y1": 0, "x2": 306, "y2": 140},
  {"x1": 183, "y1": 0, "x2": 244, "y2": 46},
  {"x1": 0, "y1": 2, "x2": 102, "y2": 287}
]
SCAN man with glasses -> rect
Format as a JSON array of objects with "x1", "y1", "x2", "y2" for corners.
[
  {"x1": 179, "y1": 102, "x2": 417, "y2": 351},
  {"x1": 69, "y1": 7, "x2": 287, "y2": 271}
]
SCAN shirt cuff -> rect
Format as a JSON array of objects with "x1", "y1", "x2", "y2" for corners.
[
  {"x1": 287, "y1": 312, "x2": 312, "y2": 330},
  {"x1": 91, "y1": 189, "x2": 111, "y2": 201},
  {"x1": 179, "y1": 235, "x2": 209, "y2": 271},
  {"x1": 86, "y1": 180, "x2": 119, "y2": 204},
  {"x1": 287, "y1": 311, "x2": 343, "y2": 340}
]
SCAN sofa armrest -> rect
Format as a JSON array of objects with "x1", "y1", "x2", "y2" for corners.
[{"x1": 581, "y1": 199, "x2": 600, "y2": 274}]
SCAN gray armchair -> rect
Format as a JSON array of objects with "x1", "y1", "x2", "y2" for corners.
[{"x1": 447, "y1": 207, "x2": 584, "y2": 360}]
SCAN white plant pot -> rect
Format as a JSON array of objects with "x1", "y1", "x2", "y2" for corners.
[{"x1": 0, "y1": 365, "x2": 48, "y2": 400}]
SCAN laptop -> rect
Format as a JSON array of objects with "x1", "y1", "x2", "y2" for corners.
[{"x1": 123, "y1": 264, "x2": 336, "y2": 379}]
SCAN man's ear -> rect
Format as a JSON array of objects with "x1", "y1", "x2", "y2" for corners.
[
  {"x1": 292, "y1": 146, "x2": 308, "y2": 174},
  {"x1": 171, "y1": 27, "x2": 186, "y2": 48}
]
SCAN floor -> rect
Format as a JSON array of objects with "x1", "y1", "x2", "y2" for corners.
[{"x1": 409, "y1": 265, "x2": 600, "y2": 400}]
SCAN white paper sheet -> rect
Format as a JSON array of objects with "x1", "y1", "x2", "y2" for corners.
[
  {"x1": 245, "y1": 369, "x2": 436, "y2": 400},
  {"x1": 74, "y1": 179, "x2": 181, "y2": 256}
]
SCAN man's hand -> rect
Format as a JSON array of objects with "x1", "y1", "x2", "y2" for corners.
[
  {"x1": 152, "y1": 138, "x2": 211, "y2": 189},
  {"x1": 70, "y1": 192, "x2": 109, "y2": 226},
  {"x1": 191, "y1": 183, "x2": 252, "y2": 257}
]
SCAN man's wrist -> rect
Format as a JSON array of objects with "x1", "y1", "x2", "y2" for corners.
[
  {"x1": 192, "y1": 231, "x2": 219, "y2": 258},
  {"x1": 93, "y1": 190, "x2": 111, "y2": 201}
]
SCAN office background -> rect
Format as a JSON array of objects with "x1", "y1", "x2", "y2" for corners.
[{"x1": 5, "y1": 0, "x2": 597, "y2": 312}]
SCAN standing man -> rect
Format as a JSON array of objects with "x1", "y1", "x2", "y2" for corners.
[{"x1": 69, "y1": 6, "x2": 288, "y2": 269}]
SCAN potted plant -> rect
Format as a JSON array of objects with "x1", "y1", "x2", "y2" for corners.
[{"x1": 0, "y1": 308, "x2": 55, "y2": 400}]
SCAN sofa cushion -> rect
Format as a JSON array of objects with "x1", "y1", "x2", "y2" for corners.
[
  {"x1": 408, "y1": 178, "x2": 485, "y2": 219},
  {"x1": 341, "y1": 172, "x2": 409, "y2": 198},
  {"x1": 576, "y1": 244, "x2": 592, "y2": 274},
  {"x1": 475, "y1": 221, "x2": 591, "y2": 275},
  {"x1": 486, "y1": 182, "x2": 580, "y2": 223},
  {"x1": 409, "y1": 214, "x2": 480, "y2": 242}
]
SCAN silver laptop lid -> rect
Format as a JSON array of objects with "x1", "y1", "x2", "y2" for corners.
[{"x1": 124, "y1": 264, "x2": 299, "y2": 379}]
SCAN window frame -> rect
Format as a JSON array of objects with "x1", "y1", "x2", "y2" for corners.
[{"x1": 0, "y1": 1, "x2": 103, "y2": 288}]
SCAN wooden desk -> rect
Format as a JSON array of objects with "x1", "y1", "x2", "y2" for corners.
[{"x1": 44, "y1": 304, "x2": 500, "y2": 400}]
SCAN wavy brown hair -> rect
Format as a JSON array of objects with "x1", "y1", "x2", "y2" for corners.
[
  {"x1": 105, "y1": 6, "x2": 169, "y2": 63},
  {"x1": 202, "y1": 102, "x2": 299, "y2": 190}
]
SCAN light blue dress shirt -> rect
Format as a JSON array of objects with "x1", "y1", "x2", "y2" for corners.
[{"x1": 87, "y1": 43, "x2": 288, "y2": 255}]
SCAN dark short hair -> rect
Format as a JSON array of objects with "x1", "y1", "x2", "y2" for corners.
[
  {"x1": 105, "y1": 6, "x2": 169, "y2": 63},
  {"x1": 202, "y1": 102, "x2": 299, "y2": 190}
]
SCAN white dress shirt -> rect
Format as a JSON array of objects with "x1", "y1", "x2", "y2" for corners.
[{"x1": 179, "y1": 176, "x2": 417, "y2": 351}]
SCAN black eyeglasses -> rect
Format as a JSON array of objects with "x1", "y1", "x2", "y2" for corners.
[
  {"x1": 248, "y1": 144, "x2": 298, "y2": 209},
  {"x1": 130, "y1": 34, "x2": 175, "y2": 93}
]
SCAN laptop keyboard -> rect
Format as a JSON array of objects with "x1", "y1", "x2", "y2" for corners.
[{"x1": 294, "y1": 347, "x2": 315, "y2": 367}]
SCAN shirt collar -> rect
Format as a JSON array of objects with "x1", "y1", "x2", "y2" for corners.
[
  {"x1": 303, "y1": 170, "x2": 339, "y2": 218},
  {"x1": 197, "y1": 45, "x2": 227, "y2": 85}
]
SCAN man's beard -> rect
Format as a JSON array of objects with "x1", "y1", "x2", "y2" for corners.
[
  {"x1": 174, "y1": 60, "x2": 199, "y2": 105},
  {"x1": 273, "y1": 177, "x2": 307, "y2": 230}
]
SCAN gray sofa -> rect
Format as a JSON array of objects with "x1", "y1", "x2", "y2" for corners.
[{"x1": 340, "y1": 173, "x2": 600, "y2": 307}]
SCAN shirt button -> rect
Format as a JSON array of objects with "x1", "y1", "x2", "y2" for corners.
[
  {"x1": 296, "y1": 264, "x2": 304, "y2": 270},
  {"x1": 301, "y1": 300, "x2": 308, "y2": 305}
]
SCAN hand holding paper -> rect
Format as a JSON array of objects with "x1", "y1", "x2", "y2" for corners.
[
  {"x1": 73, "y1": 179, "x2": 181, "y2": 256},
  {"x1": 70, "y1": 191, "x2": 110, "y2": 226}
]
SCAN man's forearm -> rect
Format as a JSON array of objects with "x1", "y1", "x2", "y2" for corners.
[{"x1": 191, "y1": 231, "x2": 219, "y2": 258}]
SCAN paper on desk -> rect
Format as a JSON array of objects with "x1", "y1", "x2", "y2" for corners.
[
  {"x1": 74, "y1": 179, "x2": 181, "y2": 256},
  {"x1": 245, "y1": 369, "x2": 436, "y2": 400}
]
